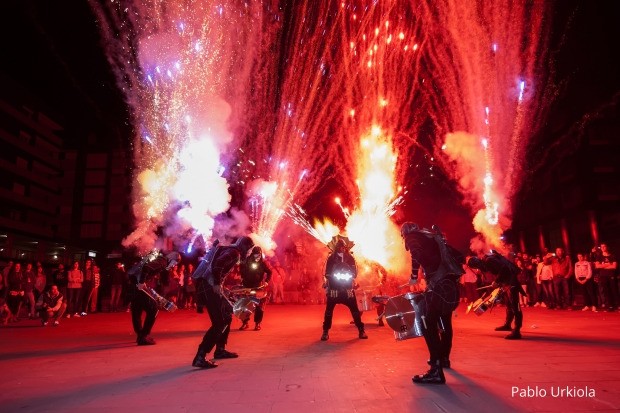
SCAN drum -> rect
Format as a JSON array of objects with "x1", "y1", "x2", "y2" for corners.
[
  {"x1": 232, "y1": 297, "x2": 258, "y2": 320},
  {"x1": 253, "y1": 289, "x2": 269, "y2": 300},
  {"x1": 384, "y1": 293, "x2": 424, "y2": 340},
  {"x1": 357, "y1": 290, "x2": 373, "y2": 312},
  {"x1": 466, "y1": 287, "x2": 502, "y2": 316}
]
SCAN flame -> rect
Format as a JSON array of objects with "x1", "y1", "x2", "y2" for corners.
[{"x1": 344, "y1": 126, "x2": 406, "y2": 273}]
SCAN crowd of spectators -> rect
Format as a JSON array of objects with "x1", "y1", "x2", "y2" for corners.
[
  {"x1": 1, "y1": 242, "x2": 617, "y2": 326},
  {"x1": 461, "y1": 243, "x2": 619, "y2": 313},
  {"x1": 0, "y1": 255, "x2": 294, "y2": 325}
]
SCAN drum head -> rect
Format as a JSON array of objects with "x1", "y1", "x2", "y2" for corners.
[
  {"x1": 233, "y1": 297, "x2": 257, "y2": 319},
  {"x1": 384, "y1": 295, "x2": 417, "y2": 333}
]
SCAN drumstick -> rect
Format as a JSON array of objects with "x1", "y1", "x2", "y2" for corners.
[{"x1": 476, "y1": 285, "x2": 494, "y2": 290}]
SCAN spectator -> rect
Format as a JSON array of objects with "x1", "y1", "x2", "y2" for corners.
[
  {"x1": 2, "y1": 260, "x2": 13, "y2": 292},
  {"x1": 539, "y1": 254, "x2": 555, "y2": 308},
  {"x1": 81, "y1": 259, "x2": 94, "y2": 316},
  {"x1": 270, "y1": 261, "x2": 286, "y2": 304},
  {"x1": 23, "y1": 263, "x2": 36, "y2": 318},
  {"x1": 36, "y1": 285, "x2": 66, "y2": 326},
  {"x1": 531, "y1": 255, "x2": 545, "y2": 307},
  {"x1": 461, "y1": 258, "x2": 478, "y2": 304},
  {"x1": 34, "y1": 263, "x2": 47, "y2": 302},
  {"x1": 6, "y1": 262, "x2": 24, "y2": 322},
  {"x1": 515, "y1": 256, "x2": 530, "y2": 306},
  {"x1": 86, "y1": 265, "x2": 101, "y2": 313},
  {"x1": 184, "y1": 274, "x2": 196, "y2": 309},
  {"x1": 575, "y1": 253, "x2": 596, "y2": 312},
  {"x1": 66, "y1": 261, "x2": 84, "y2": 318},
  {"x1": 595, "y1": 243, "x2": 618, "y2": 312},
  {"x1": 551, "y1": 248, "x2": 572, "y2": 309},
  {"x1": 110, "y1": 262, "x2": 126, "y2": 312},
  {"x1": 52, "y1": 264, "x2": 68, "y2": 303}
]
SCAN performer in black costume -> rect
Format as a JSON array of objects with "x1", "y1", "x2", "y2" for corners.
[
  {"x1": 239, "y1": 246, "x2": 272, "y2": 331},
  {"x1": 321, "y1": 239, "x2": 368, "y2": 341},
  {"x1": 130, "y1": 251, "x2": 180, "y2": 346},
  {"x1": 192, "y1": 236, "x2": 255, "y2": 369},
  {"x1": 468, "y1": 251, "x2": 524, "y2": 340},
  {"x1": 400, "y1": 223, "x2": 464, "y2": 385}
]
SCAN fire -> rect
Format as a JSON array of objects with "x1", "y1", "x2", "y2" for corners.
[{"x1": 344, "y1": 126, "x2": 406, "y2": 273}]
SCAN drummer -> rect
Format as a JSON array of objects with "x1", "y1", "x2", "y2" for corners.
[
  {"x1": 468, "y1": 251, "x2": 524, "y2": 340},
  {"x1": 400, "y1": 223, "x2": 464, "y2": 385},
  {"x1": 320, "y1": 239, "x2": 368, "y2": 341},
  {"x1": 239, "y1": 246, "x2": 271, "y2": 331}
]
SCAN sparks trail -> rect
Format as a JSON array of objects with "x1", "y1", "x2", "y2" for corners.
[
  {"x1": 92, "y1": 0, "x2": 268, "y2": 252},
  {"x1": 238, "y1": 1, "x2": 426, "y2": 272},
  {"x1": 419, "y1": 0, "x2": 554, "y2": 252}
]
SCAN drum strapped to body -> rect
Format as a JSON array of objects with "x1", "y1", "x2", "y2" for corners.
[
  {"x1": 232, "y1": 296, "x2": 259, "y2": 320},
  {"x1": 384, "y1": 293, "x2": 425, "y2": 340},
  {"x1": 466, "y1": 287, "x2": 502, "y2": 316}
]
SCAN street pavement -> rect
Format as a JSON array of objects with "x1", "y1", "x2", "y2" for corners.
[{"x1": 1, "y1": 304, "x2": 619, "y2": 412}]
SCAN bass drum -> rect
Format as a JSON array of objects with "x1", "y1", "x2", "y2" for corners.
[
  {"x1": 357, "y1": 290, "x2": 373, "y2": 312},
  {"x1": 384, "y1": 293, "x2": 425, "y2": 340},
  {"x1": 232, "y1": 297, "x2": 258, "y2": 320}
]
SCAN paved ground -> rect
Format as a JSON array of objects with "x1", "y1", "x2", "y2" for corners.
[{"x1": 1, "y1": 304, "x2": 619, "y2": 413}]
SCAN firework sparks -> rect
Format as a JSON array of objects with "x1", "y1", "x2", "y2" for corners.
[
  {"x1": 91, "y1": 1, "x2": 268, "y2": 252},
  {"x1": 420, "y1": 0, "x2": 554, "y2": 252}
]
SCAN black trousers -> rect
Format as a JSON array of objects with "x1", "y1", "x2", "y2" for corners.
[
  {"x1": 322, "y1": 289, "x2": 364, "y2": 331},
  {"x1": 422, "y1": 310, "x2": 454, "y2": 364},
  {"x1": 504, "y1": 286, "x2": 523, "y2": 331},
  {"x1": 196, "y1": 279, "x2": 232, "y2": 354},
  {"x1": 130, "y1": 287, "x2": 158, "y2": 338},
  {"x1": 418, "y1": 279, "x2": 458, "y2": 364}
]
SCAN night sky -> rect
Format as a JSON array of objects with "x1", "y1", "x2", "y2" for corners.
[{"x1": 1, "y1": 1, "x2": 619, "y2": 251}]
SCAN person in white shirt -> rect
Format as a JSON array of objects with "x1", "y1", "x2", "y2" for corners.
[{"x1": 575, "y1": 253, "x2": 596, "y2": 311}]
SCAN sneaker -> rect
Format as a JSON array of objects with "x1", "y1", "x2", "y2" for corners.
[
  {"x1": 495, "y1": 325, "x2": 512, "y2": 331},
  {"x1": 358, "y1": 330, "x2": 368, "y2": 339},
  {"x1": 533, "y1": 302, "x2": 540, "y2": 307},
  {"x1": 541, "y1": 303, "x2": 547, "y2": 308},
  {"x1": 66, "y1": 314, "x2": 71, "y2": 319},
  {"x1": 80, "y1": 312, "x2": 87, "y2": 316},
  {"x1": 582, "y1": 306, "x2": 590, "y2": 311},
  {"x1": 239, "y1": 321, "x2": 249, "y2": 331},
  {"x1": 254, "y1": 323, "x2": 261, "y2": 331},
  {"x1": 592, "y1": 306, "x2": 597, "y2": 312},
  {"x1": 41, "y1": 321, "x2": 48, "y2": 326},
  {"x1": 53, "y1": 320, "x2": 60, "y2": 326},
  {"x1": 74, "y1": 313, "x2": 81, "y2": 318},
  {"x1": 320, "y1": 331, "x2": 329, "y2": 341}
]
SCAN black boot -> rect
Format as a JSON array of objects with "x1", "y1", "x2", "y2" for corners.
[
  {"x1": 505, "y1": 330, "x2": 522, "y2": 340},
  {"x1": 412, "y1": 361, "x2": 446, "y2": 384},
  {"x1": 358, "y1": 328, "x2": 368, "y2": 339},
  {"x1": 192, "y1": 349, "x2": 217, "y2": 368},
  {"x1": 428, "y1": 358, "x2": 451, "y2": 369},
  {"x1": 320, "y1": 330, "x2": 329, "y2": 341},
  {"x1": 495, "y1": 324, "x2": 512, "y2": 331},
  {"x1": 214, "y1": 348, "x2": 239, "y2": 359},
  {"x1": 137, "y1": 336, "x2": 156, "y2": 346},
  {"x1": 239, "y1": 320, "x2": 249, "y2": 330}
]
